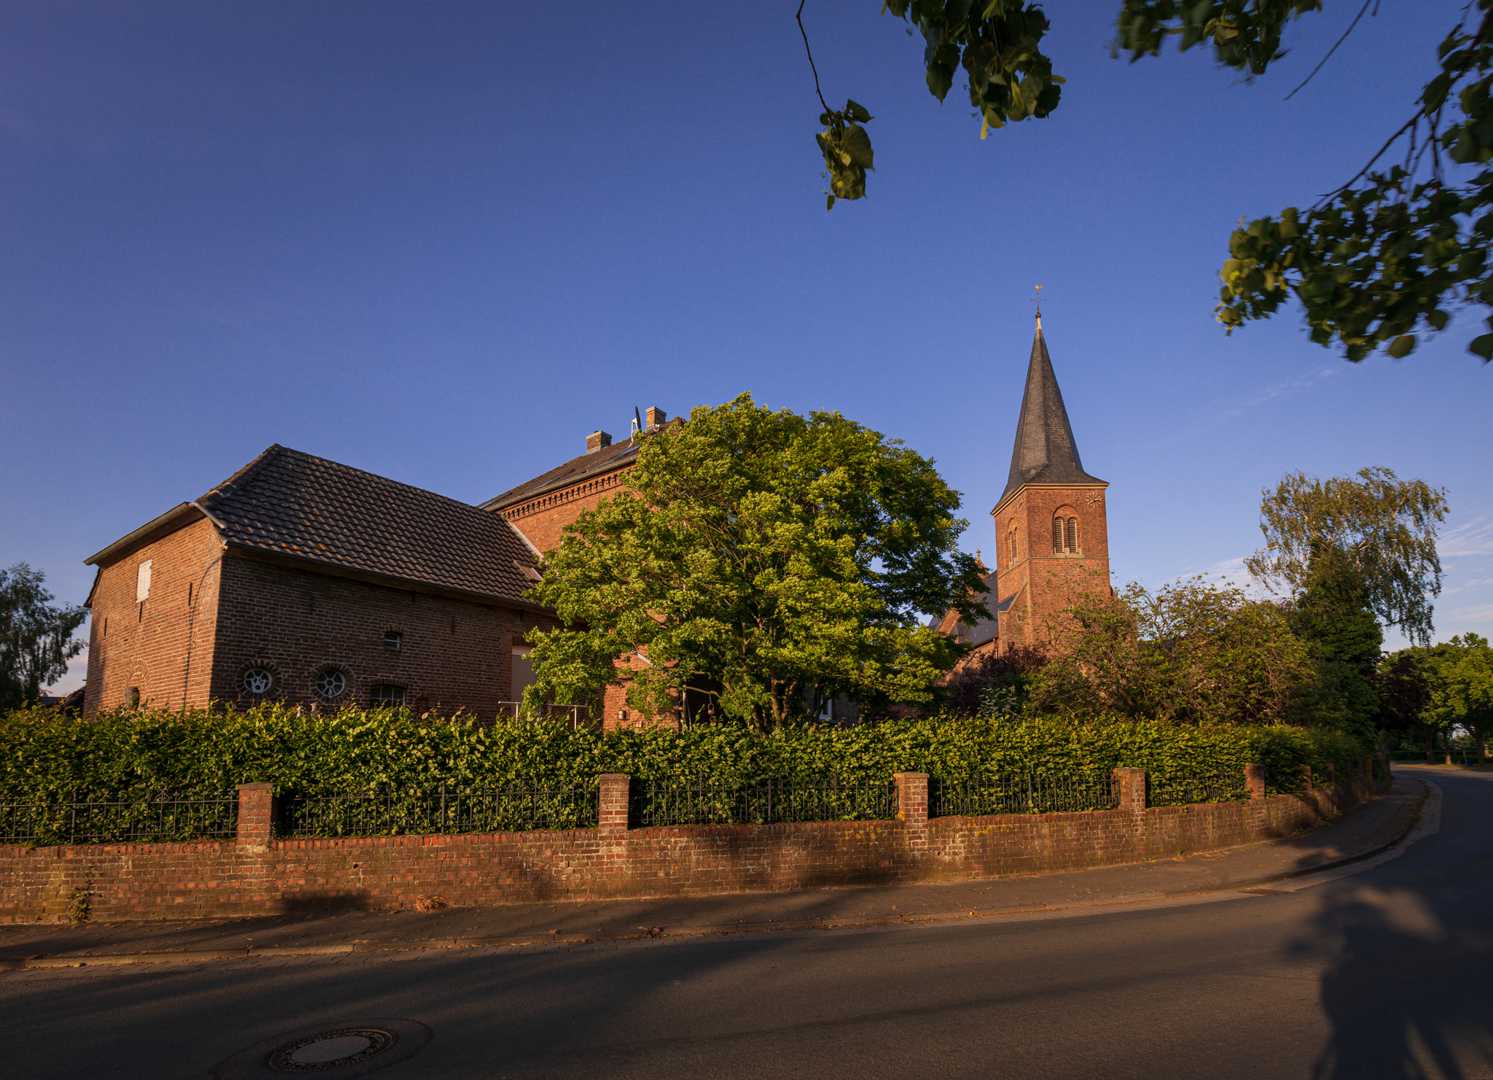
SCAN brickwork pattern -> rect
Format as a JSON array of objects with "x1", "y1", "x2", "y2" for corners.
[
  {"x1": 993, "y1": 485, "x2": 1111, "y2": 651},
  {"x1": 85, "y1": 517, "x2": 225, "y2": 715},
  {"x1": 502, "y1": 473, "x2": 630, "y2": 553},
  {"x1": 208, "y1": 554, "x2": 540, "y2": 715},
  {"x1": 0, "y1": 767, "x2": 1383, "y2": 924}
]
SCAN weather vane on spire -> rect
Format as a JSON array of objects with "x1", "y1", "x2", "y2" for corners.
[{"x1": 1033, "y1": 283, "x2": 1043, "y2": 329}]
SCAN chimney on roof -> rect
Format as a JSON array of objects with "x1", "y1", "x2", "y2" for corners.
[
  {"x1": 586, "y1": 430, "x2": 613, "y2": 453},
  {"x1": 645, "y1": 405, "x2": 667, "y2": 430}
]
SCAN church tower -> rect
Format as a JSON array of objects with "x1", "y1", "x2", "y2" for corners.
[{"x1": 992, "y1": 314, "x2": 1111, "y2": 652}]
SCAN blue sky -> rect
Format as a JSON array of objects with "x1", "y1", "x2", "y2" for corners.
[{"x1": 3, "y1": 1, "x2": 1489, "y2": 693}]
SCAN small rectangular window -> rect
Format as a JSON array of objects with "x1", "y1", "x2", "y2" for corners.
[
  {"x1": 126, "y1": 687, "x2": 140, "y2": 707},
  {"x1": 383, "y1": 630, "x2": 402, "y2": 652},
  {"x1": 136, "y1": 560, "x2": 152, "y2": 602},
  {"x1": 369, "y1": 683, "x2": 407, "y2": 707}
]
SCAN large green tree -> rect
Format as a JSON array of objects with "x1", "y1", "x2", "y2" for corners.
[
  {"x1": 1288, "y1": 543, "x2": 1383, "y2": 737},
  {"x1": 1422, "y1": 632, "x2": 1493, "y2": 760},
  {"x1": 1376, "y1": 646, "x2": 1437, "y2": 753},
  {"x1": 525, "y1": 394, "x2": 984, "y2": 729},
  {"x1": 0, "y1": 563, "x2": 86, "y2": 710},
  {"x1": 1246, "y1": 466, "x2": 1448, "y2": 644},
  {"x1": 800, "y1": 1, "x2": 1493, "y2": 361}
]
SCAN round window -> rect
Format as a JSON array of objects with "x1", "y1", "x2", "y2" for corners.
[
  {"x1": 242, "y1": 667, "x2": 274, "y2": 696},
  {"x1": 315, "y1": 667, "x2": 348, "y2": 702}
]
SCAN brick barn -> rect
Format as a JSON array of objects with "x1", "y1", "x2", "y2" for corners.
[
  {"x1": 82, "y1": 316, "x2": 1109, "y2": 720},
  {"x1": 83, "y1": 446, "x2": 549, "y2": 717}
]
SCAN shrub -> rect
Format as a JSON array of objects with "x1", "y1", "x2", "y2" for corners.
[{"x1": 0, "y1": 703, "x2": 1368, "y2": 806}]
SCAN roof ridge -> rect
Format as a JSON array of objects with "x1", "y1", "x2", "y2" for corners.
[{"x1": 206, "y1": 443, "x2": 498, "y2": 517}]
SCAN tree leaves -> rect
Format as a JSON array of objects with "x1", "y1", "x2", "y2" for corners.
[
  {"x1": 0, "y1": 563, "x2": 86, "y2": 709},
  {"x1": 525, "y1": 394, "x2": 985, "y2": 728},
  {"x1": 1246, "y1": 467, "x2": 1449, "y2": 646},
  {"x1": 817, "y1": 100, "x2": 875, "y2": 208}
]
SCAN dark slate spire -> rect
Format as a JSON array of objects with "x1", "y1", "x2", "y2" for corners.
[{"x1": 998, "y1": 314, "x2": 1104, "y2": 506}]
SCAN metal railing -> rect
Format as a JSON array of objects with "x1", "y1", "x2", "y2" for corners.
[
  {"x1": 930, "y1": 771, "x2": 1118, "y2": 817},
  {"x1": 276, "y1": 783, "x2": 598, "y2": 837},
  {"x1": 1148, "y1": 768, "x2": 1248, "y2": 807},
  {"x1": 0, "y1": 793, "x2": 239, "y2": 846},
  {"x1": 631, "y1": 776, "x2": 898, "y2": 827},
  {"x1": 493, "y1": 702, "x2": 594, "y2": 730}
]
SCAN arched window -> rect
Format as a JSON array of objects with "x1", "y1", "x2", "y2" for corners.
[
  {"x1": 1006, "y1": 524, "x2": 1018, "y2": 567},
  {"x1": 1052, "y1": 511, "x2": 1080, "y2": 555}
]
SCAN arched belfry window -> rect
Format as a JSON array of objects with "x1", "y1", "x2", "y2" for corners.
[
  {"x1": 1053, "y1": 511, "x2": 1080, "y2": 555},
  {"x1": 1006, "y1": 524, "x2": 1018, "y2": 567}
]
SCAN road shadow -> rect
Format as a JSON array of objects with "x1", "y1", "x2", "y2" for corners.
[{"x1": 1297, "y1": 769, "x2": 1493, "y2": 1080}]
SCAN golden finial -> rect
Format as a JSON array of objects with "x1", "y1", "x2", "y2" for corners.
[{"x1": 1033, "y1": 283, "x2": 1043, "y2": 330}]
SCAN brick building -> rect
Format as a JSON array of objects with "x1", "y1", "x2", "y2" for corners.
[
  {"x1": 81, "y1": 318, "x2": 1108, "y2": 719},
  {"x1": 83, "y1": 445, "x2": 547, "y2": 717},
  {"x1": 937, "y1": 313, "x2": 1112, "y2": 662}
]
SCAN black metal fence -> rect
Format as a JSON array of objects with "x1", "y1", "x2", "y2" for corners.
[
  {"x1": 930, "y1": 771, "x2": 1118, "y2": 817},
  {"x1": 0, "y1": 793, "x2": 239, "y2": 846},
  {"x1": 631, "y1": 776, "x2": 898, "y2": 827},
  {"x1": 1149, "y1": 768, "x2": 1248, "y2": 807},
  {"x1": 275, "y1": 784, "x2": 599, "y2": 838}
]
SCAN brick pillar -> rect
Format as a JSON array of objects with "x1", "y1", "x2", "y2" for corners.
[
  {"x1": 598, "y1": 774, "x2": 630, "y2": 835},
  {"x1": 236, "y1": 783, "x2": 274, "y2": 850},
  {"x1": 1113, "y1": 768, "x2": 1146, "y2": 813},
  {"x1": 1244, "y1": 764, "x2": 1266, "y2": 801},
  {"x1": 894, "y1": 772, "x2": 928, "y2": 850}
]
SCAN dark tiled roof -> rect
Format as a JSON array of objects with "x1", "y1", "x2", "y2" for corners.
[
  {"x1": 998, "y1": 319, "x2": 1105, "y2": 507},
  {"x1": 482, "y1": 437, "x2": 640, "y2": 511},
  {"x1": 197, "y1": 445, "x2": 541, "y2": 605}
]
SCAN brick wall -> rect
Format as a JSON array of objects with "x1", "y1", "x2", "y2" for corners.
[
  {"x1": 993, "y1": 484, "x2": 1111, "y2": 650},
  {"x1": 85, "y1": 517, "x2": 225, "y2": 715},
  {"x1": 0, "y1": 765, "x2": 1386, "y2": 924},
  {"x1": 210, "y1": 554, "x2": 540, "y2": 715},
  {"x1": 502, "y1": 470, "x2": 631, "y2": 554}
]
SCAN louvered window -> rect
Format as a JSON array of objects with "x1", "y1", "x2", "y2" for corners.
[{"x1": 1053, "y1": 515, "x2": 1080, "y2": 555}]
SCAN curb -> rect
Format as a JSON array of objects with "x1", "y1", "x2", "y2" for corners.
[{"x1": 0, "y1": 780, "x2": 1432, "y2": 972}]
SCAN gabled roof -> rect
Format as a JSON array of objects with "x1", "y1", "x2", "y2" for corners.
[
  {"x1": 933, "y1": 571, "x2": 1013, "y2": 648},
  {"x1": 89, "y1": 445, "x2": 543, "y2": 607},
  {"x1": 998, "y1": 317, "x2": 1105, "y2": 508},
  {"x1": 482, "y1": 437, "x2": 641, "y2": 512}
]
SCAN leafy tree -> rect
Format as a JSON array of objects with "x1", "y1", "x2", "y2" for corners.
[
  {"x1": 0, "y1": 564, "x2": 86, "y2": 710},
  {"x1": 1246, "y1": 466, "x2": 1448, "y2": 644},
  {"x1": 797, "y1": 1, "x2": 1492, "y2": 360},
  {"x1": 1288, "y1": 544, "x2": 1382, "y2": 737},
  {"x1": 1028, "y1": 578, "x2": 1315, "y2": 726},
  {"x1": 525, "y1": 394, "x2": 985, "y2": 729},
  {"x1": 1376, "y1": 647, "x2": 1437, "y2": 755},
  {"x1": 1422, "y1": 633, "x2": 1493, "y2": 760}
]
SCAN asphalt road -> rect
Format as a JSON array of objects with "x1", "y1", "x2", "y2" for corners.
[{"x1": 4, "y1": 766, "x2": 1489, "y2": 1080}]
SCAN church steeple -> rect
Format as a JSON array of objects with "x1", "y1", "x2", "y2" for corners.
[{"x1": 997, "y1": 315, "x2": 1104, "y2": 508}]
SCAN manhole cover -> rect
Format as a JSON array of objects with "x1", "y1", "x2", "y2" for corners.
[
  {"x1": 211, "y1": 1019, "x2": 431, "y2": 1079},
  {"x1": 266, "y1": 1027, "x2": 397, "y2": 1072}
]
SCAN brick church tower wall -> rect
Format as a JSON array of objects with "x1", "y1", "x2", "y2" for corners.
[{"x1": 993, "y1": 485, "x2": 1111, "y2": 651}]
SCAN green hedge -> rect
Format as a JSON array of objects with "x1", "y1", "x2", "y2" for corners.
[{"x1": 0, "y1": 704, "x2": 1369, "y2": 807}]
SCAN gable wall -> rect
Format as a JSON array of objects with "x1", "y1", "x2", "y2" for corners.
[
  {"x1": 499, "y1": 468, "x2": 631, "y2": 553},
  {"x1": 84, "y1": 516, "x2": 225, "y2": 716}
]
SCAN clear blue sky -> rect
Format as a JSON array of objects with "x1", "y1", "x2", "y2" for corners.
[{"x1": 3, "y1": 1, "x2": 1489, "y2": 693}]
